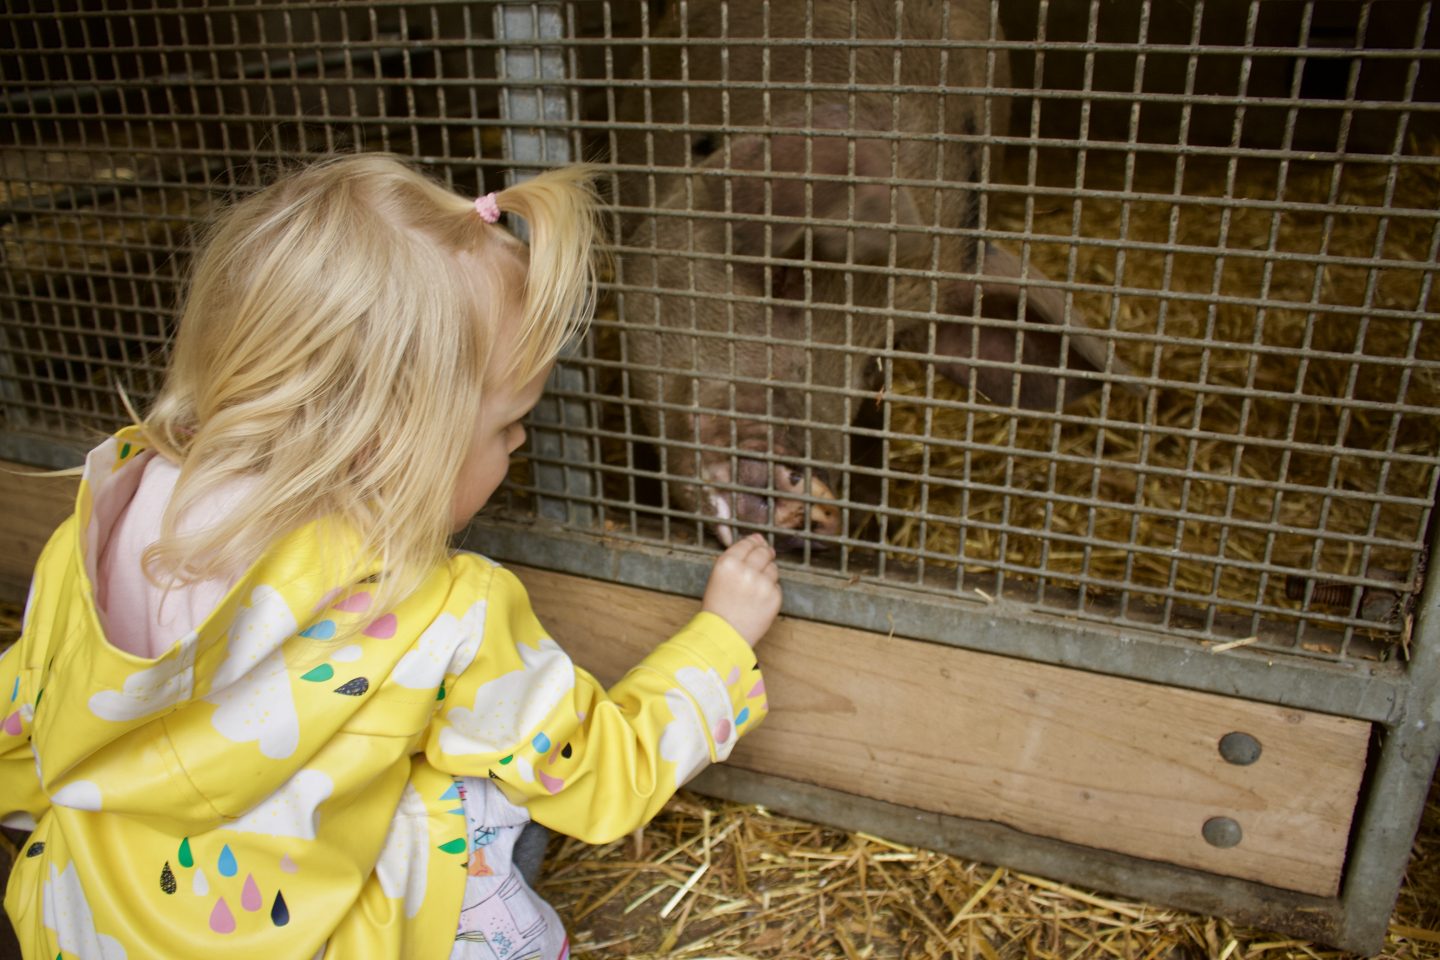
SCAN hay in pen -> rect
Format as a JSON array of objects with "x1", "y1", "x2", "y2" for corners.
[
  {"x1": 536, "y1": 781, "x2": 1440, "y2": 960},
  {"x1": 878, "y1": 143, "x2": 1439, "y2": 648}
]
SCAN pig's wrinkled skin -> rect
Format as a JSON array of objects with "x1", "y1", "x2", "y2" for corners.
[{"x1": 614, "y1": 0, "x2": 1135, "y2": 548}]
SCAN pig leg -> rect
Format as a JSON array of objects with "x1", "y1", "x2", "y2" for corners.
[{"x1": 933, "y1": 243, "x2": 1141, "y2": 409}]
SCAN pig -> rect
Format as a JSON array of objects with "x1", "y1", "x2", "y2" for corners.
[{"x1": 613, "y1": 0, "x2": 1135, "y2": 548}]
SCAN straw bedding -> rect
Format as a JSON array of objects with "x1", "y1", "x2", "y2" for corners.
[
  {"x1": 536, "y1": 780, "x2": 1440, "y2": 960},
  {"x1": 878, "y1": 145, "x2": 1439, "y2": 650}
]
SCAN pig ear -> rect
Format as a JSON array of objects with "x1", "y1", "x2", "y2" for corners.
[
  {"x1": 935, "y1": 243, "x2": 1141, "y2": 409},
  {"x1": 703, "y1": 134, "x2": 926, "y2": 272}
]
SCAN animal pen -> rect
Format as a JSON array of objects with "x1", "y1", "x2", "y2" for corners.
[{"x1": 1, "y1": 0, "x2": 1438, "y2": 953}]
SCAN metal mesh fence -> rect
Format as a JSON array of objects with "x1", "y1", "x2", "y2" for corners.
[{"x1": 2, "y1": 0, "x2": 1437, "y2": 666}]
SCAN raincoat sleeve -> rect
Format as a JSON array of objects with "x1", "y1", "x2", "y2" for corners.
[
  {"x1": 0, "y1": 638, "x2": 45, "y2": 832},
  {"x1": 422, "y1": 564, "x2": 769, "y2": 843}
]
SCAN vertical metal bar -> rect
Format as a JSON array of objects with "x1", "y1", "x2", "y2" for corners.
[
  {"x1": 717, "y1": 0, "x2": 737, "y2": 549},
  {"x1": 832, "y1": 0, "x2": 858, "y2": 579},
  {"x1": 1295, "y1": 1, "x2": 1370, "y2": 656},
  {"x1": 366, "y1": 5, "x2": 390, "y2": 154},
  {"x1": 916, "y1": 0, "x2": 952, "y2": 591},
  {"x1": 634, "y1": 1, "x2": 673, "y2": 547},
  {"x1": 431, "y1": 4, "x2": 453, "y2": 176},
  {"x1": 563, "y1": 3, "x2": 606, "y2": 539},
  {"x1": 1338, "y1": 486, "x2": 1440, "y2": 950},
  {"x1": 496, "y1": 3, "x2": 573, "y2": 184},
  {"x1": 680, "y1": 0, "x2": 703, "y2": 550},
  {"x1": 720, "y1": 0, "x2": 740, "y2": 559},
  {"x1": 338, "y1": 8, "x2": 363, "y2": 154},
  {"x1": 599, "y1": 0, "x2": 638, "y2": 539},
  {"x1": 1141, "y1": 0, "x2": 1195, "y2": 630},
  {"x1": 462, "y1": 4, "x2": 482, "y2": 168},
  {"x1": 1196, "y1": 2, "x2": 1258, "y2": 638},
  {"x1": 0, "y1": 0, "x2": 30, "y2": 448},
  {"x1": 870, "y1": 1, "x2": 892, "y2": 582},
  {"x1": 1074, "y1": 0, "x2": 1148, "y2": 616},
  {"x1": 494, "y1": 2, "x2": 595, "y2": 530},
  {"x1": 0, "y1": 298, "x2": 26, "y2": 439},
  {"x1": 1343, "y1": 3, "x2": 1425, "y2": 662},
  {"x1": 1250, "y1": 2, "x2": 1315, "y2": 643}
]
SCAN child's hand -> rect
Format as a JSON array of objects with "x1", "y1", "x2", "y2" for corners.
[{"x1": 701, "y1": 533, "x2": 782, "y2": 647}]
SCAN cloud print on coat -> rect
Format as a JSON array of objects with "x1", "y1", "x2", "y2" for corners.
[
  {"x1": 374, "y1": 783, "x2": 429, "y2": 918},
  {"x1": 43, "y1": 863, "x2": 127, "y2": 960},
  {"x1": 89, "y1": 632, "x2": 198, "y2": 721},
  {"x1": 673, "y1": 666, "x2": 737, "y2": 762},
  {"x1": 391, "y1": 600, "x2": 487, "y2": 690},
  {"x1": 658, "y1": 689, "x2": 710, "y2": 787},
  {"x1": 205, "y1": 585, "x2": 301, "y2": 759},
  {"x1": 51, "y1": 779, "x2": 103, "y2": 812},
  {"x1": 439, "y1": 637, "x2": 573, "y2": 762},
  {"x1": 222, "y1": 768, "x2": 333, "y2": 840}
]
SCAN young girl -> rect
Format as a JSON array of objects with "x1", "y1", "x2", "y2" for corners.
[{"x1": 0, "y1": 154, "x2": 780, "y2": 959}]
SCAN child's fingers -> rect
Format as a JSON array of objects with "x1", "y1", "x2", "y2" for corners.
[
  {"x1": 704, "y1": 535, "x2": 783, "y2": 647},
  {"x1": 722, "y1": 533, "x2": 768, "y2": 567},
  {"x1": 739, "y1": 532, "x2": 770, "y2": 555},
  {"x1": 750, "y1": 545, "x2": 778, "y2": 574},
  {"x1": 743, "y1": 533, "x2": 776, "y2": 562},
  {"x1": 716, "y1": 534, "x2": 779, "y2": 595},
  {"x1": 742, "y1": 546, "x2": 779, "y2": 580},
  {"x1": 744, "y1": 540, "x2": 775, "y2": 566}
]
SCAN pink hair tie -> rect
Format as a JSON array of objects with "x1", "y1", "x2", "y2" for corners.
[{"x1": 474, "y1": 192, "x2": 501, "y2": 223}]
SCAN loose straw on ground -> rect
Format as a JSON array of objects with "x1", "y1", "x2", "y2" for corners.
[{"x1": 538, "y1": 782, "x2": 1440, "y2": 960}]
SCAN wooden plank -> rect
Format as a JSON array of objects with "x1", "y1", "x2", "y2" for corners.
[
  {"x1": 510, "y1": 564, "x2": 1370, "y2": 898},
  {"x1": 0, "y1": 466, "x2": 1370, "y2": 895},
  {"x1": 0, "y1": 462, "x2": 77, "y2": 601}
]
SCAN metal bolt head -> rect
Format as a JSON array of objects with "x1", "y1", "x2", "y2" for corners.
[
  {"x1": 1219, "y1": 731, "x2": 1262, "y2": 766},
  {"x1": 1203, "y1": 817, "x2": 1243, "y2": 848}
]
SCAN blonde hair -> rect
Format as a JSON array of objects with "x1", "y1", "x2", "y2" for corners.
[{"x1": 142, "y1": 153, "x2": 600, "y2": 612}]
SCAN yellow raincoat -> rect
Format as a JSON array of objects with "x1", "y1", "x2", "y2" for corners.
[{"x1": 0, "y1": 429, "x2": 768, "y2": 958}]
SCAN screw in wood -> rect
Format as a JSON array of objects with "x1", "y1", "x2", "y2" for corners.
[{"x1": 1202, "y1": 817, "x2": 1243, "y2": 848}]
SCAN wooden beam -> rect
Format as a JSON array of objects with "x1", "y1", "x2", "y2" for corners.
[
  {"x1": 0, "y1": 463, "x2": 76, "y2": 602},
  {"x1": 510, "y1": 564, "x2": 1369, "y2": 898}
]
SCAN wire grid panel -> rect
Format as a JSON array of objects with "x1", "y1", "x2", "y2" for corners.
[
  {"x1": 564, "y1": 0, "x2": 1440, "y2": 665},
  {"x1": 0, "y1": 0, "x2": 1436, "y2": 667},
  {"x1": 0, "y1": 0, "x2": 538, "y2": 446}
]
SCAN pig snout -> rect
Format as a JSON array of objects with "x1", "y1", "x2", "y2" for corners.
[{"x1": 703, "y1": 458, "x2": 841, "y2": 549}]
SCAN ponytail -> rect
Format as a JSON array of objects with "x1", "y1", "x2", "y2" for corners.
[{"x1": 484, "y1": 166, "x2": 604, "y2": 383}]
